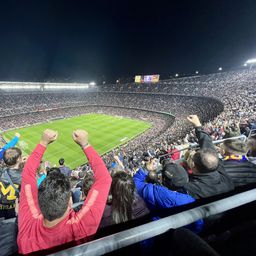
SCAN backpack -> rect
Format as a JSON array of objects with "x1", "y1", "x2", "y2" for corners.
[
  {"x1": 0, "y1": 169, "x2": 20, "y2": 206},
  {"x1": 0, "y1": 170, "x2": 19, "y2": 255}
]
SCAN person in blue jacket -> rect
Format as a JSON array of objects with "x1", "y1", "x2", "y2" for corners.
[
  {"x1": 134, "y1": 162, "x2": 195, "y2": 210},
  {"x1": 0, "y1": 133, "x2": 20, "y2": 160},
  {"x1": 133, "y1": 161, "x2": 203, "y2": 233}
]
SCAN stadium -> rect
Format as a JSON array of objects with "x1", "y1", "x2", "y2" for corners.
[
  {"x1": 1, "y1": 1, "x2": 256, "y2": 256},
  {"x1": 0, "y1": 66, "x2": 256, "y2": 255}
]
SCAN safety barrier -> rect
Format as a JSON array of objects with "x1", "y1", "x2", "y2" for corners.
[
  {"x1": 53, "y1": 134, "x2": 253, "y2": 255},
  {"x1": 53, "y1": 188, "x2": 256, "y2": 256},
  {"x1": 159, "y1": 134, "x2": 247, "y2": 159}
]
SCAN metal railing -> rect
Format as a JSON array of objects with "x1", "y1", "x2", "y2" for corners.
[
  {"x1": 248, "y1": 129, "x2": 256, "y2": 138},
  {"x1": 158, "y1": 134, "x2": 247, "y2": 159},
  {"x1": 53, "y1": 188, "x2": 256, "y2": 256},
  {"x1": 52, "y1": 133, "x2": 253, "y2": 255}
]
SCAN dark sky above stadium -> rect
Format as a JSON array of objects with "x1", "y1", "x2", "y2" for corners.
[{"x1": 0, "y1": 0, "x2": 256, "y2": 83}]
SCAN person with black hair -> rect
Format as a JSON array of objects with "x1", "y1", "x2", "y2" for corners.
[
  {"x1": 72, "y1": 171, "x2": 95, "y2": 212},
  {"x1": 184, "y1": 115, "x2": 234, "y2": 198},
  {"x1": 0, "y1": 147, "x2": 23, "y2": 219},
  {"x1": 58, "y1": 158, "x2": 72, "y2": 177},
  {"x1": 81, "y1": 171, "x2": 94, "y2": 200},
  {"x1": 17, "y1": 129, "x2": 112, "y2": 254},
  {"x1": 100, "y1": 171, "x2": 149, "y2": 228}
]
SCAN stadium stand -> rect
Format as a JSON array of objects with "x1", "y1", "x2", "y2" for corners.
[{"x1": 0, "y1": 68, "x2": 256, "y2": 255}]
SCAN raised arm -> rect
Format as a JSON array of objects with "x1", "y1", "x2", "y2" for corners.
[
  {"x1": 4, "y1": 133, "x2": 20, "y2": 149},
  {"x1": 18, "y1": 130, "x2": 58, "y2": 232},
  {"x1": 0, "y1": 133, "x2": 20, "y2": 160},
  {"x1": 133, "y1": 168, "x2": 148, "y2": 196},
  {"x1": 187, "y1": 115, "x2": 215, "y2": 151},
  {"x1": 114, "y1": 155, "x2": 125, "y2": 170},
  {"x1": 71, "y1": 130, "x2": 112, "y2": 238},
  {"x1": 134, "y1": 169, "x2": 195, "y2": 209}
]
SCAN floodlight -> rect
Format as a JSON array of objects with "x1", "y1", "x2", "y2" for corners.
[
  {"x1": 218, "y1": 67, "x2": 222, "y2": 71},
  {"x1": 245, "y1": 58, "x2": 256, "y2": 64},
  {"x1": 175, "y1": 73, "x2": 179, "y2": 77},
  {"x1": 195, "y1": 71, "x2": 199, "y2": 74},
  {"x1": 89, "y1": 82, "x2": 96, "y2": 86},
  {"x1": 0, "y1": 85, "x2": 40, "y2": 90},
  {"x1": 44, "y1": 85, "x2": 88, "y2": 90},
  {"x1": 243, "y1": 63, "x2": 248, "y2": 67}
]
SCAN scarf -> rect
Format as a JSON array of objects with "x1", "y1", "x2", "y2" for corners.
[{"x1": 224, "y1": 155, "x2": 248, "y2": 162}]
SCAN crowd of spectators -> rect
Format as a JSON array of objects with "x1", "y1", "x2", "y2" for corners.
[{"x1": 0, "y1": 68, "x2": 256, "y2": 255}]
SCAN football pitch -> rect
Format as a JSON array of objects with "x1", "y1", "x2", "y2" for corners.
[{"x1": 3, "y1": 114, "x2": 152, "y2": 169}]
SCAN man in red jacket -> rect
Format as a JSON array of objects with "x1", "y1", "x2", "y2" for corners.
[{"x1": 17, "y1": 129, "x2": 112, "y2": 254}]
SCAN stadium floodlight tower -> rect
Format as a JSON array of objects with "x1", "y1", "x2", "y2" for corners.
[
  {"x1": 218, "y1": 67, "x2": 222, "y2": 71},
  {"x1": 175, "y1": 73, "x2": 179, "y2": 77},
  {"x1": 244, "y1": 58, "x2": 256, "y2": 69}
]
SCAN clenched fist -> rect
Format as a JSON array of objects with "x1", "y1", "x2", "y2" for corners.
[
  {"x1": 72, "y1": 130, "x2": 89, "y2": 148},
  {"x1": 40, "y1": 129, "x2": 58, "y2": 147},
  {"x1": 187, "y1": 115, "x2": 202, "y2": 127}
]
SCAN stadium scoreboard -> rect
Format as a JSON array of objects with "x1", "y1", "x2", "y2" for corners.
[{"x1": 135, "y1": 74, "x2": 159, "y2": 83}]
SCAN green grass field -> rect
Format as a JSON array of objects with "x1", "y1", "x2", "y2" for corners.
[{"x1": 3, "y1": 114, "x2": 151, "y2": 169}]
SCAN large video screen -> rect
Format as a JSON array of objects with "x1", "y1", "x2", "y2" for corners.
[
  {"x1": 135, "y1": 75, "x2": 143, "y2": 83},
  {"x1": 134, "y1": 74, "x2": 159, "y2": 83}
]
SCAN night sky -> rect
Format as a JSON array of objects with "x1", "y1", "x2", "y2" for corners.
[{"x1": 0, "y1": 0, "x2": 256, "y2": 83}]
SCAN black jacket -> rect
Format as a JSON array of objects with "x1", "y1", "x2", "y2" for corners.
[
  {"x1": 184, "y1": 127, "x2": 234, "y2": 199},
  {"x1": 223, "y1": 159, "x2": 256, "y2": 187}
]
